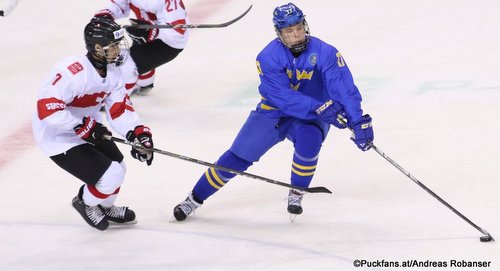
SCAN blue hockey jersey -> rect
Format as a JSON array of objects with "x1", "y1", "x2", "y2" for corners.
[{"x1": 256, "y1": 36, "x2": 364, "y2": 124}]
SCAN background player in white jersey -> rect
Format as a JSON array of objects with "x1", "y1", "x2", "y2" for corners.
[
  {"x1": 94, "y1": 0, "x2": 190, "y2": 96},
  {"x1": 32, "y1": 17, "x2": 155, "y2": 231},
  {"x1": 172, "y1": 3, "x2": 374, "y2": 222}
]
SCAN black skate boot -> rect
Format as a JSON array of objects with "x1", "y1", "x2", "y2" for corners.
[
  {"x1": 132, "y1": 83, "x2": 154, "y2": 96},
  {"x1": 173, "y1": 192, "x2": 202, "y2": 221},
  {"x1": 72, "y1": 187, "x2": 109, "y2": 231},
  {"x1": 100, "y1": 205, "x2": 137, "y2": 225},
  {"x1": 287, "y1": 189, "x2": 304, "y2": 222}
]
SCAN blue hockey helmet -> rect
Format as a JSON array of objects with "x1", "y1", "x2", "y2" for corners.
[
  {"x1": 272, "y1": 3, "x2": 310, "y2": 53},
  {"x1": 272, "y1": 3, "x2": 305, "y2": 30}
]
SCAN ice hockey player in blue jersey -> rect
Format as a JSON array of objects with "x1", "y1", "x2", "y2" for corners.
[{"x1": 173, "y1": 3, "x2": 374, "y2": 221}]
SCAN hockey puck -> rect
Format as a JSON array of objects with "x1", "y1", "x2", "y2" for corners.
[{"x1": 480, "y1": 235, "x2": 493, "y2": 242}]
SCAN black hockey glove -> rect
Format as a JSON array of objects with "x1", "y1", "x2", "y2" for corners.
[
  {"x1": 74, "y1": 117, "x2": 111, "y2": 144},
  {"x1": 126, "y1": 19, "x2": 159, "y2": 45},
  {"x1": 315, "y1": 100, "x2": 347, "y2": 129},
  {"x1": 126, "y1": 125, "x2": 154, "y2": 166},
  {"x1": 350, "y1": 114, "x2": 374, "y2": 151}
]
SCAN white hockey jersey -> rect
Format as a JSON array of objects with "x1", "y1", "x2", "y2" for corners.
[
  {"x1": 99, "y1": 0, "x2": 190, "y2": 49},
  {"x1": 32, "y1": 55, "x2": 141, "y2": 157}
]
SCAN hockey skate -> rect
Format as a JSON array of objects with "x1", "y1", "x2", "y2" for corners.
[
  {"x1": 72, "y1": 195, "x2": 109, "y2": 231},
  {"x1": 100, "y1": 205, "x2": 137, "y2": 225},
  {"x1": 131, "y1": 83, "x2": 154, "y2": 96},
  {"x1": 173, "y1": 193, "x2": 202, "y2": 221},
  {"x1": 287, "y1": 189, "x2": 304, "y2": 222}
]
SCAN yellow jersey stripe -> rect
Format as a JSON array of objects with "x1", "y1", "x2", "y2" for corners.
[{"x1": 260, "y1": 103, "x2": 277, "y2": 110}]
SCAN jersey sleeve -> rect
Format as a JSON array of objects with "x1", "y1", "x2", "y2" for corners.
[
  {"x1": 319, "y1": 44, "x2": 364, "y2": 124},
  {"x1": 103, "y1": 77, "x2": 141, "y2": 137},
  {"x1": 257, "y1": 52, "x2": 323, "y2": 120},
  {"x1": 36, "y1": 68, "x2": 84, "y2": 131},
  {"x1": 96, "y1": 0, "x2": 131, "y2": 20}
]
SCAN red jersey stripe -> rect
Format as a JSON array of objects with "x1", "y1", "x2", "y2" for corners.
[
  {"x1": 109, "y1": 96, "x2": 135, "y2": 120},
  {"x1": 37, "y1": 97, "x2": 66, "y2": 120},
  {"x1": 68, "y1": 92, "x2": 107, "y2": 108}
]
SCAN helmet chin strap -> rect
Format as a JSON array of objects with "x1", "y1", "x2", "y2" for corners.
[
  {"x1": 289, "y1": 39, "x2": 308, "y2": 54},
  {"x1": 277, "y1": 34, "x2": 309, "y2": 55},
  {"x1": 276, "y1": 21, "x2": 310, "y2": 55},
  {"x1": 86, "y1": 43, "x2": 124, "y2": 74},
  {"x1": 86, "y1": 51, "x2": 108, "y2": 74}
]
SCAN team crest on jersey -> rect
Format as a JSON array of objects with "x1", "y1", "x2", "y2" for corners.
[
  {"x1": 67, "y1": 62, "x2": 84, "y2": 75},
  {"x1": 308, "y1": 53, "x2": 317, "y2": 66},
  {"x1": 286, "y1": 68, "x2": 314, "y2": 80}
]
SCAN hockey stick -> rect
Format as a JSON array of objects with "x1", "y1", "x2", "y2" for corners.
[
  {"x1": 122, "y1": 5, "x2": 252, "y2": 29},
  {"x1": 338, "y1": 116, "x2": 494, "y2": 242},
  {"x1": 0, "y1": 0, "x2": 19, "y2": 17},
  {"x1": 106, "y1": 135, "x2": 332, "y2": 194}
]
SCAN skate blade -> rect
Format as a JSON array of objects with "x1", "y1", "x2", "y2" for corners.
[
  {"x1": 136, "y1": 90, "x2": 152, "y2": 96},
  {"x1": 289, "y1": 214, "x2": 298, "y2": 223},
  {"x1": 109, "y1": 219, "x2": 138, "y2": 226}
]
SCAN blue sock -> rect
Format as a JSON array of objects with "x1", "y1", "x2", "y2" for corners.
[
  {"x1": 193, "y1": 150, "x2": 252, "y2": 201},
  {"x1": 290, "y1": 124, "x2": 323, "y2": 188}
]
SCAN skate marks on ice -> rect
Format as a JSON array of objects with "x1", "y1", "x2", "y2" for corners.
[{"x1": 0, "y1": 221, "x2": 380, "y2": 270}]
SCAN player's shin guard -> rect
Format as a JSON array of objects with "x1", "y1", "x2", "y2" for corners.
[
  {"x1": 82, "y1": 161, "x2": 125, "y2": 206},
  {"x1": 290, "y1": 152, "x2": 318, "y2": 188},
  {"x1": 288, "y1": 125, "x2": 322, "y2": 218},
  {"x1": 290, "y1": 124, "x2": 323, "y2": 188},
  {"x1": 84, "y1": 185, "x2": 121, "y2": 206},
  {"x1": 137, "y1": 69, "x2": 155, "y2": 87},
  {"x1": 98, "y1": 161, "x2": 127, "y2": 208},
  {"x1": 192, "y1": 150, "x2": 252, "y2": 201}
]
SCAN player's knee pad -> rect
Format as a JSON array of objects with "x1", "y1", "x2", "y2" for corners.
[
  {"x1": 294, "y1": 124, "x2": 324, "y2": 157},
  {"x1": 94, "y1": 161, "x2": 125, "y2": 195},
  {"x1": 137, "y1": 70, "x2": 155, "y2": 86},
  {"x1": 297, "y1": 123, "x2": 323, "y2": 141},
  {"x1": 216, "y1": 150, "x2": 253, "y2": 179}
]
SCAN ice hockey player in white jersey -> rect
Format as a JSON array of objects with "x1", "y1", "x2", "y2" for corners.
[
  {"x1": 32, "y1": 17, "x2": 155, "y2": 231},
  {"x1": 94, "y1": 0, "x2": 190, "y2": 96}
]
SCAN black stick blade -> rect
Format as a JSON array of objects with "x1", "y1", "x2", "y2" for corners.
[
  {"x1": 480, "y1": 234, "x2": 494, "y2": 242},
  {"x1": 305, "y1": 186, "x2": 332, "y2": 194}
]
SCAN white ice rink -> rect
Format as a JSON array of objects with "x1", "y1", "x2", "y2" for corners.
[{"x1": 0, "y1": 0, "x2": 499, "y2": 270}]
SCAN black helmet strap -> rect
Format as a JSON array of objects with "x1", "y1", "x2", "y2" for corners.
[{"x1": 86, "y1": 51, "x2": 107, "y2": 76}]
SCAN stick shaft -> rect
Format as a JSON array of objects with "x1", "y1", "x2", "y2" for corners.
[
  {"x1": 339, "y1": 116, "x2": 491, "y2": 237},
  {"x1": 370, "y1": 143, "x2": 491, "y2": 236},
  {"x1": 108, "y1": 136, "x2": 332, "y2": 194},
  {"x1": 123, "y1": 5, "x2": 252, "y2": 29}
]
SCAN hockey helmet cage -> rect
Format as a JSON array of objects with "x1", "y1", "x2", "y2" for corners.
[
  {"x1": 272, "y1": 3, "x2": 310, "y2": 53},
  {"x1": 84, "y1": 17, "x2": 125, "y2": 53}
]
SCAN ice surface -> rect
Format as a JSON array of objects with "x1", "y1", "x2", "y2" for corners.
[{"x1": 0, "y1": 0, "x2": 498, "y2": 270}]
